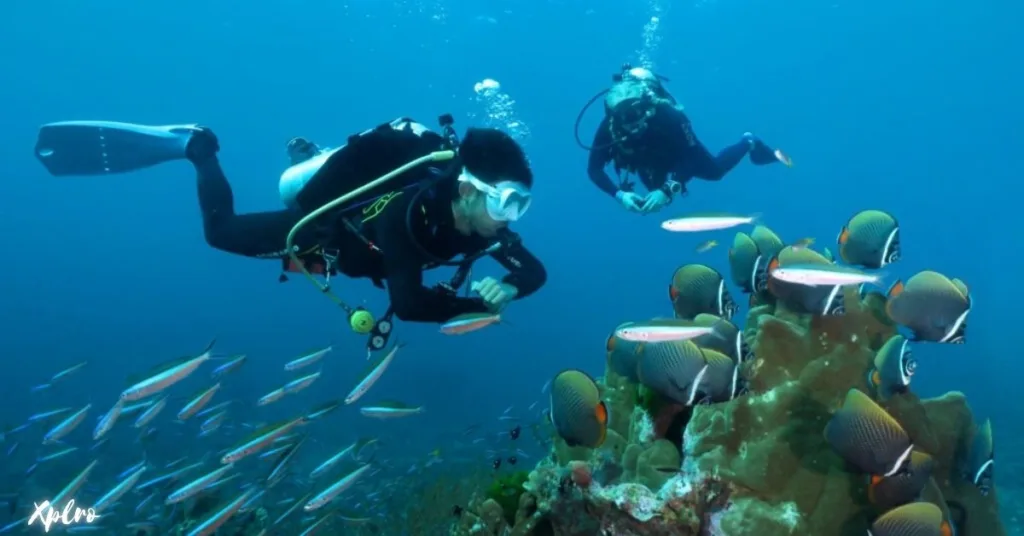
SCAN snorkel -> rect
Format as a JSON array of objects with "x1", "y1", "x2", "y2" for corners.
[{"x1": 572, "y1": 63, "x2": 673, "y2": 151}]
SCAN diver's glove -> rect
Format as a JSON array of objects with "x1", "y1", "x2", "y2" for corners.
[
  {"x1": 471, "y1": 277, "x2": 518, "y2": 313},
  {"x1": 615, "y1": 190, "x2": 644, "y2": 212},
  {"x1": 641, "y1": 189, "x2": 672, "y2": 213},
  {"x1": 185, "y1": 127, "x2": 220, "y2": 163}
]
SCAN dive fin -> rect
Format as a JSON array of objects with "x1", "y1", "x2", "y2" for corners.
[
  {"x1": 35, "y1": 121, "x2": 198, "y2": 177},
  {"x1": 749, "y1": 138, "x2": 785, "y2": 166}
]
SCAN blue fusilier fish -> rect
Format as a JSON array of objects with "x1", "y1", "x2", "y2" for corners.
[
  {"x1": 121, "y1": 339, "x2": 217, "y2": 401},
  {"x1": 210, "y1": 355, "x2": 247, "y2": 379},
  {"x1": 284, "y1": 346, "x2": 332, "y2": 372},
  {"x1": 43, "y1": 404, "x2": 92, "y2": 445},
  {"x1": 185, "y1": 487, "x2": 255, "y2": 536},
  {"x1": 166, "y1": 465, "x2": 234, "y2": 504},
  {"x1": 304, "y1": 464, "x2": 372, "y2": 512},
  {"x1": 359, "y1": 401, "x2": 424, "y2": 419},
  {"x1": 93, "y1": 465, "x2": 147, "y2": 514}
]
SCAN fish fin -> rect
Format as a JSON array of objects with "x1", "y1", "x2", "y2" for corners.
[
  {"x1": 198, "y1": 338, "x2": 217, "y2": 356},
  {"x1": 751, "y1": 255, "x2": 771, "y2": 293},
  {"x1": 594, "y1": 401, "x2": 609, "y2": 425},
  {"x1": 886, "y1": 280, "x2": 904, "y2": 299},
  {"x1": 837, "y1": 226, "x2": 850, "y2": 246},
  {"x1": 668, "y1": 284, "x2": 679, "y2": 302},
  {"x1": 867, "y1": 369, "x2": 879, "y2": 387},
  {"x1": 594, "y1": 424, "x2": 608, "y2": 448},
  {"x1": 867, "y1": 474, "x2": 883, "y2": 504}
]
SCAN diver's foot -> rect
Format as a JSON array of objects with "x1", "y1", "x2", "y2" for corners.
[
  {"x1": 185, "y1": 127, "x2": 220, "y2": 163},
  {"x1": 745, "y1": 134, "x2": 791, "y2": 167}
]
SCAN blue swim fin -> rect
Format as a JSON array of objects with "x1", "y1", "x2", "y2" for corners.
[{"x1": 35, "y1": 121, "x2": 198, "y2": 177}]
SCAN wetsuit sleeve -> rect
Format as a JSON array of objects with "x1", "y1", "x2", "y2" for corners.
[
  {"x1": 195, "y1": 157, "x2": 313, "y2": 257},
  {"x1": 586, "y1": 118, "x2": 620, "y2": 198},
  {"x1": 491, "y1": 239, "x2": 546, "y2": 299},
  {"x1": 372, "y1": 198, "x2": 490, "y2": 323}
]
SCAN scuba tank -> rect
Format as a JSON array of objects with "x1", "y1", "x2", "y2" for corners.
[
  {"x1": 573, "y1": 64, "x2": 674, "y2": 151},
  {"x1": 279, "y1": 146, "x2": 341, "y2": 209},
  {"x1": 279, "y1": 115, "x2": 467, "y2": 351}
]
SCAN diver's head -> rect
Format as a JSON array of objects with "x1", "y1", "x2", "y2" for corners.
[
  {"x1": 604, "y1": 67, "x2": 673, "y2": 142},
  {"x1": 286, "y1": 137, "x2": 321, "y2": 165},
  {"x1": 452, "y1": 127, "x2": 533, "y2": 238}
]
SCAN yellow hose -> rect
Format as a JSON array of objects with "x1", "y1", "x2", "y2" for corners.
[{"x1": 284, "y1": 150, "x2": 457, "y2": 322}]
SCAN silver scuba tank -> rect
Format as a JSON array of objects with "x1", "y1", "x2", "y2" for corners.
[{"x1": 278, "y1": 146, "x2": 341, "y2": 209}]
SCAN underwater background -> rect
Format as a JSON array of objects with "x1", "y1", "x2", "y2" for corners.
[{"x1": 0, "y1": 0, "x2": 1021, "y2": 534}]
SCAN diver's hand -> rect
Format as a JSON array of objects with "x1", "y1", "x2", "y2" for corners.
[
  {"x1": 471, "y1": 277, "x2": 518, "y2": 313},
  {"x1": 616, "y1": 191, "x2": 643, "y2": 213},
  {"x1": 640, "y1": 189, "x2": 671, "y2": 213}
]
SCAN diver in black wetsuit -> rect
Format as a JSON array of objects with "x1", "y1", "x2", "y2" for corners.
[
  {"x1": 34, "y1": 117, "x2": 545, "y2": 332},
  {"x1": 576, "y1": 65, "x2": 792, "y2": 214}
]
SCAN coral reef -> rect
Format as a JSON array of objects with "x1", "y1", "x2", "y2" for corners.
[
  {"x1": 487, "y1": 471, "x2": 530, "y2": 525},
  {"x1": 450, "y1": 286, "x2": 1007, "y2": 535}
]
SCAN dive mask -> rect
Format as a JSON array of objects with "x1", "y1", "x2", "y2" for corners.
[
  {"x1": 458, "y1": 170, "x2": 532, "y2": 222},
  {"x1": 611, "y1": 98, "x2": 655, "y2": 140}
]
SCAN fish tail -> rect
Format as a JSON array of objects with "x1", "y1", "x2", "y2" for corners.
[{"x1": 199, "y1": 338, "x2": 217, "y2": 357}]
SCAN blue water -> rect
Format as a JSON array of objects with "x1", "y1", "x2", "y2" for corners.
[{"x1": 1, "y1": 0, "x2": 1020, "y2": 531}]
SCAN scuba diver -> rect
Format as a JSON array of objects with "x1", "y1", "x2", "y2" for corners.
[
  {"x1": 575, "y1": 64, "x2": 792, "y2": 214},
  {"x1": 34, "y1": 116, "x2": 545, "y2": 353}
]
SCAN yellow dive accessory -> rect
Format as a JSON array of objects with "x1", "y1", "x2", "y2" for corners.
[
  {"x1": 349, "y1": 308, "x2": 375, "y2": 334},
  {"x1": 284, "y1": 149, "x2": 457, "y2": 333}
]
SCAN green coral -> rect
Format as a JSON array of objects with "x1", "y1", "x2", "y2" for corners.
[
  {"x1": 637, "y1": 384, "x2": 665, "y2": 415},
  {"x1": 485, "y1": 471, "x2": 529, "y2": 525}
]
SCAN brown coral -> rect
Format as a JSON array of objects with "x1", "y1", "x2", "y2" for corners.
[
  {"x1": 685, "y1": 290, "x2": 1006, "y2": 535},
  {"x1": 449, "y1": 287, "x2": 1006, "y2": 536}
]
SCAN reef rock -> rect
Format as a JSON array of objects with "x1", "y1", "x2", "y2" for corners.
[
  {"x1": 452, "y1": 288, "x2": 1006, "y2": 535},
  {"x1": 684, "y1": 289, "x2": 1006, "y2": 535}
]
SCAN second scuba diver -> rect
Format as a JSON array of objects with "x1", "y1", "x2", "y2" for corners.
[
  {"x1": 576, "y1": 64, "x2": 793, "y2": 214},
  {"x1": 34, "y1": 116, "x2": 545, "y2": 353}
]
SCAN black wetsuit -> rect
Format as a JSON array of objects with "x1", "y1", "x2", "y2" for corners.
[
  {"x1": 189, "y1": 121, "x2": 547, "y2": 323},
  {"x1": 587, "y1": 105, "x2": 752, "y2": 199}
]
